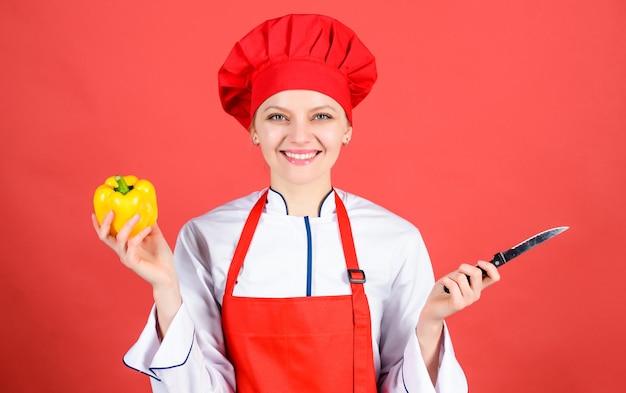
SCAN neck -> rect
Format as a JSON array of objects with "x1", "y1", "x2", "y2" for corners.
[{"x1": 270, "y1": 179, "x2": 333, "y2": 217}]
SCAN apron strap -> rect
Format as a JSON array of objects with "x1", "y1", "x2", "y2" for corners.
[
  {"x1": 224, "y1": 190, "x2": 269, "y2": 295},
  {"x1": 334, "y1": 192, "x2": 378, "y2": 392}
]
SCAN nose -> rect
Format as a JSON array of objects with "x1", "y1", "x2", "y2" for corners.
[{"x1": 287, "y1": 117, "x2": 313, "y2": 144}]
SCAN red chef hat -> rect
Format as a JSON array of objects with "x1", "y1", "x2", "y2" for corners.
[{"x1": 218, "y1": 14, "x2": 377, "y2": 129}]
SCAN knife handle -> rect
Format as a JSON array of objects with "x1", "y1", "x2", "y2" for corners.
[{"x1": 443, "y1": 252, "x2": 505, "y2": 293}]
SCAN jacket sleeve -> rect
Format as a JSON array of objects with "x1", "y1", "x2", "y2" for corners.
[
  {"x1": 123, "y1": 222, "x2": 236, "y2": 393},
  {"x1": 377, "y1": 228, "x2": 468, "y2": 393}
]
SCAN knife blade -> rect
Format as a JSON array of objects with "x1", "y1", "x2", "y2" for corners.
[{"x1": 443, "y1": 226, "x2": 569, "y2": 293}]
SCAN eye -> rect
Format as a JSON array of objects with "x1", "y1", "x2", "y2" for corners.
[
  {"x1": 313, "y1": 113, "x2": 332, "y2": 120},
  {"x1": 267, "y1": 113, "x2": 287, "y2": 121}
]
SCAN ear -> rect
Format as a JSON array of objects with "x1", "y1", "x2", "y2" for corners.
[
  {"x1": 344, "y1": 125, "x2": 353, "y2": 143},
  {"x1": 250, "y1": 127, "x2": 259, "y2": 146}
]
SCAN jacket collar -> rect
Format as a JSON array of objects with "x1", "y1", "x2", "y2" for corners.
[{"x1": 266, "y1": 188, "x2": 336, "y2": 217}]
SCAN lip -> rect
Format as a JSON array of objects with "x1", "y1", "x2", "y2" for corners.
[{"x1": 281, "y1": 149, "x2": 321, "y2": 165}]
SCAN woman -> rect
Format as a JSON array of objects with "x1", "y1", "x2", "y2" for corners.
[{"x1": 93, "y1": 14, "x2": 499, "y2": 393}]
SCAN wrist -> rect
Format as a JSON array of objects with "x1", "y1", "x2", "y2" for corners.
[
  {"x1": 416, "y1": 316, "x2": 444, "y2": 343},
  {"x1": 416, "y1": 314, "x2": 444, "y2": 384},
  {"x1": 153, "y1": 280, "x2": 182, "y2": 303},
  {"x1": 153, "y1": 282, "x2": 183, "y2": 338},
  {"x1": 149, "y1": 263, "x2": 179, "y2": 292},
  {"x1": 416, "y1": 309, "x2": 444, "y2": 352},
  {"x1": 153, "y1": 281, "x2": 182, "y2": 312}
]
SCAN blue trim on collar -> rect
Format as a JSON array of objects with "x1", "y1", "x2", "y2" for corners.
[
  {"x1": 267, "y1": 187, "x2": 336, "y2": 217},
  {"x1": 318, "y1": 189, "x2": 334, "y2": 217},
  {"x1": 269, "y1": 187, "x2": 289, "y2": 215}
]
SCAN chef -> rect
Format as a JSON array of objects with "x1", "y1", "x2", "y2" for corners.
[{"x1": 93, "y1": 13, "x2": 500, "y2": 393}]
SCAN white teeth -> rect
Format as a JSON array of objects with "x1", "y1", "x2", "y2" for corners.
[{"x1": 284, "y1": 151, "x2": 317, "y2": 160}]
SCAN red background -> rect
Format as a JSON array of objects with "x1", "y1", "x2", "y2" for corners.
[{"x1": 1, "y1": 1, "x2": 625, "y2": 392}]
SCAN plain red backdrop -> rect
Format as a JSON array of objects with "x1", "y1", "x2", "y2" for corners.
[{"x1": 1, "y1": 0, "x2": 625, "y2": 392}]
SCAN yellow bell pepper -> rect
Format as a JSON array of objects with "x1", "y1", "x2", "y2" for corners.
[{"x1": 93, "y1": 175, "x2": 158, "y2": 237}]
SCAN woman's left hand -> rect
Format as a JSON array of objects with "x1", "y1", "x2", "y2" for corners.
[
  {"x1": 416, "y1": 261, "x2": 500, "y2": 384},
  {"x1": 421, "y1": 260, "x2": 501, "y2": 323}
]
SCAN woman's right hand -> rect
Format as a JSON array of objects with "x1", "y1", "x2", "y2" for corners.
[
  {"x1": 92, "y1": 211, "x2": 182, "y2": 336},
  {"x1": 92, "y1": 211, "x2": 176, "y2": 288}
]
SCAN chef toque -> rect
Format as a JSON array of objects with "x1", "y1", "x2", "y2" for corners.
[{"x1": 218, "y1": 14, "x2": 377, "y2": 129}]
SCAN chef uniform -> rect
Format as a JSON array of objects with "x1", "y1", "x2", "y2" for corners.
[{"x1": 123, "y1": 14, "x2": 468, "y2": 393}]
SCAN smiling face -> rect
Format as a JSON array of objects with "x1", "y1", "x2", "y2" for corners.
[{"x1": 251, "y1": 90, "x2": 352, "y2": 192}]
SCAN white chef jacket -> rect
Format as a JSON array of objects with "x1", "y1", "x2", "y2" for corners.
[{"x1": 124, "y1": 188, "x2": 468, "y2": 392}]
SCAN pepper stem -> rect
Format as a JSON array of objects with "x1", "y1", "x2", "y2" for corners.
[{"x1": 115, "y1": 175, "x2": 131, "y2": 195}]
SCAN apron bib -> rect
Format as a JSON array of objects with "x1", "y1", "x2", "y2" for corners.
[{"x1": 221, "y1": 190, "x2": 377, "y2": 393}]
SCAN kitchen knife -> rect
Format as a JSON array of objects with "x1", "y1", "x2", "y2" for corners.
[{"x1": 443, "y1": 226, "x2": 569, "y2": 293}]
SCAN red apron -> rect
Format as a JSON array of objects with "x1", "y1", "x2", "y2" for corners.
[{"x1": 221, "y1": 190, "x2": 378, "y2": 393}]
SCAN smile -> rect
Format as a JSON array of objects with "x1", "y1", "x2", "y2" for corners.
[
  {"x1": 283, "y1": 151, "x2": 319, "y2": 160},
  {"x1": 281, "y1": 150, "x2": 320, "y2": 165}
]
